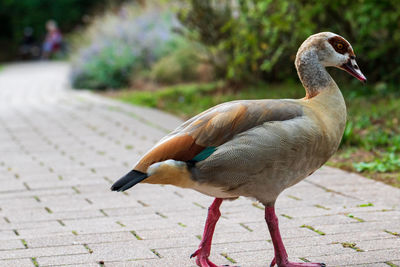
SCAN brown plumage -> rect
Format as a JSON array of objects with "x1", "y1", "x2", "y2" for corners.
[
  {"x1": 136, "y1": 100, "x2": 303, "y2": 173},
  {"x1": 111, "y1": 32, "x2": 366, "y2": 267},
  {"x1": 135, "y1": 135, "x2": 204, "y2": 172}
]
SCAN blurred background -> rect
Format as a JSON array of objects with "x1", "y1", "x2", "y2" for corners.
[{"x1": 0, "y1": 0, "x2": 399, "y2": 187}]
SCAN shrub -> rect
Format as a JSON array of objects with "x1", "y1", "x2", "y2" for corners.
[
  {"x1": 150, "y1": 42, "x2": 212, "y2": 84},
  {"x1": 354, "y1": 152, "x2": 400, "y2": 173},
  {"x1": 72, "y1": 43, "x2": 138, "y2": 89},
  {"x1": 70, "y1": 3, "x2": 183, "y2": 90},
  {"x1": 178, "y1": 0, "x2": 400, "y2": 86},
  {"x1": 151, "y1": 55, "x2": 184, "y2": 84}
]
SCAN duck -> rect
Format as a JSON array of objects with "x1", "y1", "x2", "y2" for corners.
[{"x1": 111, "y1": 32, "x2": 366, "y2": 267}]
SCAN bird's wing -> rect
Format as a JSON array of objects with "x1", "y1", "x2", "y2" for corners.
[{"x1": 134, "y1": 99, "x2": 304, "y2": 172}]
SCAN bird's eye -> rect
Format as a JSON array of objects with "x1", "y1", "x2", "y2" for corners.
[{"x1": 336, "y1": 43, "x2": 344, "y2": 50}]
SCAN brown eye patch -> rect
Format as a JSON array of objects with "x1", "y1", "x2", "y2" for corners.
[{"x1": 328, "y1": 36, "x2": 351, "y2": 55}]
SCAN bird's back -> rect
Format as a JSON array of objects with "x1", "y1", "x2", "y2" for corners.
[{"x1": 190, "y1": 82, "x2": 346, "y2": 204}]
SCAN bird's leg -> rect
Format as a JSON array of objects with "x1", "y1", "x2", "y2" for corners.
[
  {"x1": 191, "y1": 198, "x2": 223, "y2": 267},
  {"x1": 265, "y1": 206, "x2": 325, "y2": 267}
]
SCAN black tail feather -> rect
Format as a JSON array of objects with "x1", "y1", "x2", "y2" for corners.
[{"x1": 111, "y1": 170, "x2": 148, "y2": 192}]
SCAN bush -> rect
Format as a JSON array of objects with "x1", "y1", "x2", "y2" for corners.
[
  {"x1": 151, "y1": 55, "x2": 184, "y2": 84},
  {"x1": 70, "y1": 3, "x2": 184, "y2": 90},
  {"x1": 151, "y1": 43, "x2": 213, "y2": 84},
  {"x1": 178, "y1": 0, "x2": 400, "y2": 86},
  {"x1": 71, "y1": 43, "x2": 136, "y2": 89}
]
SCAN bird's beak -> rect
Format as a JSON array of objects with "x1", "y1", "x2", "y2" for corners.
[{"x1": 340, "y1": 58, "x2": 367, "y2": 83}]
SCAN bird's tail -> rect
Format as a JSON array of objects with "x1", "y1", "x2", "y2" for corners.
[
  {"x1": 110, "y1": 170, "x2": 148, "y2": 192},
  {"x1": 111, "y1": 160, "x2": 194, "y2": 192}
]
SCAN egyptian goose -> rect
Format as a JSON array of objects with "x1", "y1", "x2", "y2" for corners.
[{"x1": 111, "y1": 32, "x2": 366, "y2": 267}]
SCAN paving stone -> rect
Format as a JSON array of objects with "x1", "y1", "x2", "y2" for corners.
[
  {"x1": 0, "y1": 244, "x2": 87, "y2": 260},
  {"x1": 0, "y1": 180, "x2": 26, "y2": 192},
  {"x1": 16, "y1": 227, "x2": 72, "y2": 239},
  {"x1": 36, "y1": 253, "x2": 95, "y2": 266},
  {"x1": 4, "y1": 208, "x2": 53, "y2": 223},
  {"x1": 57, "y1": 264, "x2": 100, "y2": 267},
  {"x1": 89, "y1": 241, "x2": 157, "y2": 261},
  {"x1": 356, "y1": 238, "x2": 400, "y2": 251},
  {"x1": 227, "y1": 249, "x2": 275, "y2": 266},
  {"x1": 346, "y1": 264, "x2": 392, "y2": 267},
  {"x1": 0, "y1": 230, "x2": 20, "y2": 240},
  {"x1": 156, "y1": 246, "x2": 232, "y2": 266},
  {"x1": 0, "y1": 187, "x2": 77, "y2": 201},
  {"x1": 0, "y1": 239, "x2": 25, "y2": 250},
  {"x1": 307, "y1": 249, "x2": 400, "y2": 266},
  {"x1": 25, "y1": 231, "x2": 135, "y2": 249},
  {"x1": 50, "y1": 209, "x2": 105, "y2": 221},
  {"x1": 279, "y1": 230, "x2": 393, "y2": 247},
  {"x1": 0, "y1": 258, "x2": 35, "y2": 267},
  {"x1": 0, "y1": 220, "x2": 61, "y2": 231}
]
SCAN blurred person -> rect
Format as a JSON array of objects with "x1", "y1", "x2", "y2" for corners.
[
  {"x1": 19, "y1": 27, "x2": 40, "y2": 59},
  {"x1": 41, "y1": 20, "x2": 63, "y2": 59}
]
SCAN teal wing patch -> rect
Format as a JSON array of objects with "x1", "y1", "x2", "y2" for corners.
[{"x1": 192, "y1": 147, "x2": 216, "y2": 162}]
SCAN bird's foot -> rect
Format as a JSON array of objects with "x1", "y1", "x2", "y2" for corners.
[
  {"x1": 191, "y1": 249, "x2": 217, "y2": 267},
  {"x1": 191, "y1": 249, "x2": 234, "y2": 267},
  {"x1": 269, "y1": 258, "x2": 325, "y2": 267}
]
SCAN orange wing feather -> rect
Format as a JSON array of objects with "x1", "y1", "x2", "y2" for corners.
[{"x1": 134, "y1": 135, "x2": 205, "y2": 172}]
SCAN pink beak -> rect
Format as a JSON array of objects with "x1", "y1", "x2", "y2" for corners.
[{"x1": 341, "y1": 59, "x2": 367, "y2": 83}]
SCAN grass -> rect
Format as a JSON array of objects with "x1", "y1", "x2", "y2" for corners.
[
  {"x1": 112, "y1": 81, "x2": 304, "y2": 119},
  {"x1": 300, "y1": 224, "x2": 326, "y2": 235},
  {"x1": 150, "y1": 249, "x2": 162, "y2": 258},
  {"x1": 346, "y1": 213, "x2": 365, "y2": 222},
  {"x1": 220, "y1": 252, "x2": 237, "y2": 264},
  {"x1": 384, "y1": 230, "x2": 400, "y2": 237},
  {"x1": 341, "y1": 242, "x2": 364, "y2": 252},
  {"x1": 31, "y1": 257, "x2": 39, "y2": 267},
  {"x1": 357, "y1": 203, "x2": 374, "y2": 207},
  {"x1": 130, "y1": 230, "x2": 143, "y2": 240},
  {"x1": 108, "y1": 81, "x2": 400, "y2": 188},
  {"x1": 21, "y1": 239, "x2": 28, "y2": 248},
  {"x1": 281, "y1": 214, "x2": 293, "y2": 219}
]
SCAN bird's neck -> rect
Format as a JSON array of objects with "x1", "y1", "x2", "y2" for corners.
[{"x1": 295, "y1": 49, "x2": 334, "y2": 98}]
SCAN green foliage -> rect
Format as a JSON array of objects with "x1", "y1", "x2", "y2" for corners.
[
  {"x1": 177, "y1": 0, "x2": 232, "y2": 46},
  {"x1": 70, "y1": 3, "x2": 185, "y2": 90},
  {"x1": 119, "y1": 81, "x2": 304, "y2": 118},
  {"x1": 119, "y1": 82, "x2": 222, "y2": 117},
  {"x1": 178, "y1": 0, "x2": 400, "y2": 86},
  {"x1": 354, "y1": 152, "x2": 400, "y2": 173},
  {"x1": 341, "y1": 91, "x2": 400, "y2": 152},
  {"x1": 151, "y1": 57, "x2": 182, "y2": 84},
  {"x1": 179, "y1": 0, "x2": 305, "y2": 82},
  {"x1": 151, "y1": 43, "x2": 207, "y2": 84},
  {"x1": 340, "y1": 86, "x2": 400, "y2": 174},
  {"x1": 72, "y1": 43, "x2": 136, "y2": 89}
]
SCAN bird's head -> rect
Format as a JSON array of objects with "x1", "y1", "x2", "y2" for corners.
[{"x1": 297, "y1": 32, "x2": 367, "y2": 83}]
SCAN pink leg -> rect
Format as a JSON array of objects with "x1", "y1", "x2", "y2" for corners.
[
  {"x1": 265, "y1": 206, "x2": 325, "y2": 267},
  {"x1": 191, "y1": 198, "x2": 223, "y2": 267}
]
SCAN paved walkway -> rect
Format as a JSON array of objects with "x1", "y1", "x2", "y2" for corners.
[{"x1": 0, "y1": 62, "x2": 399, "y2": 267}]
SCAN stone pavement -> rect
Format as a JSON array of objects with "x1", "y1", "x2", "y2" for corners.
[{"x1": 0, "y1": 62, "x2": 399, "y2": 267}]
